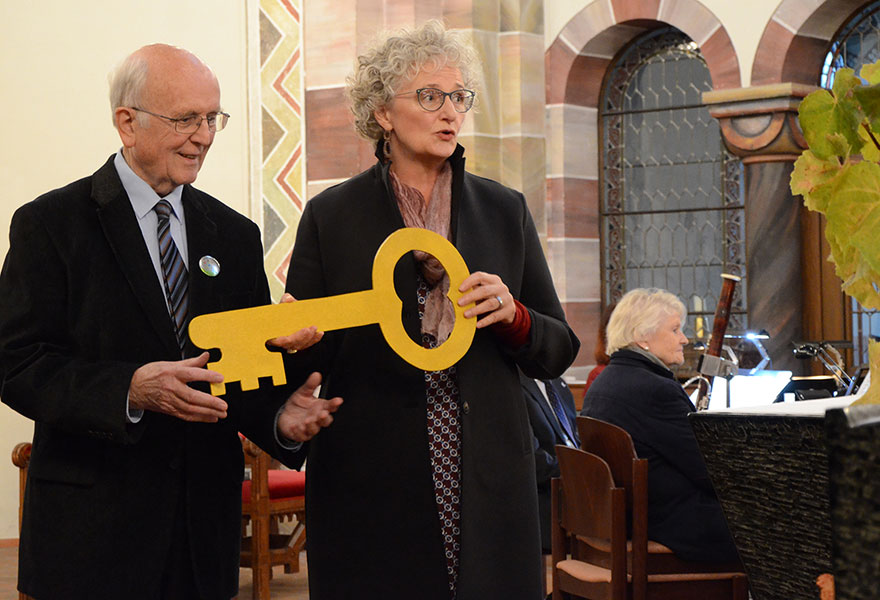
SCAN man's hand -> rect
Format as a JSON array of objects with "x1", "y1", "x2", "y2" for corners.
[
  {"x1": 277, "y1": 372, "x2": 343, "y2": 442},
  {"x1": 128, "y1": 352, "x2": 227, "y2": 422},
  {"x1": 267, "y1": 293, "x2": 324, "y2": 353}
]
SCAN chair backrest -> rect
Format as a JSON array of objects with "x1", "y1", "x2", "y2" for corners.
[
  {"x1": 556, "y1": 446, "x2": 623, "y2": 541},
  {"x1": 12, "y1": 443, "x2": 31, "y2": 533},
  {"x1": 11, "y1": 443, "x2": 34, "y2": 600},
  {"x1": 555, "y1": 445, "x2": 628, "y2": 598},
  {"x1": 576, "y1": 416, "x2": 652, "y2": 597},
  {"x1": 577, "y1": 416, "x2": 642, "y2": 512}
]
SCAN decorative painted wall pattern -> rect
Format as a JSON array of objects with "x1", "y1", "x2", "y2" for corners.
[{"x1": 260, "y1": 0, "x2": 305, "y2": 299}]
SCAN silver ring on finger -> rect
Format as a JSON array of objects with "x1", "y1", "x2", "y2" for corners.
[{"x1": 495, "y1": 295, "x2": 504, "y2": 308}]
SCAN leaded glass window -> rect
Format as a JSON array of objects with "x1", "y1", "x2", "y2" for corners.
[
  {"x1": 600, "y1": 28, "x2": 746, "y2": 344},
  {"x1": 822, "y1": 1, "x2": 880, "y2": 367}
]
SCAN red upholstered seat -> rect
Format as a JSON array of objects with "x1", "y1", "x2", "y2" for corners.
[{"x1": 242, "y1": 469, "x2": 306, "y2": 503}]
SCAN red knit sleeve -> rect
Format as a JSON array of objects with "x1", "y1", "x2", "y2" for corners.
[{"x1": 489, "y1": 299, "x2": 531, "y2": 348}]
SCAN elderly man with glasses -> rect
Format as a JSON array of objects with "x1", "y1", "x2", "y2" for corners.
[{"x1": 0, "y1": 44, "x2": 340, "y2": 600}]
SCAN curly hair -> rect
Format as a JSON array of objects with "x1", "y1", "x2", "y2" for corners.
[
  {"x1": 345, "y1": 20, "x2": 481, "y2": 142},
  {"x1": 605, "y1": 288, "x2": 687, "y2": 355}
]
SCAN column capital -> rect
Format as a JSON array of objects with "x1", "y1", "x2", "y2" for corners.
[{"x1": 703, "y1": 83, "x2": 816, "y2": 164}]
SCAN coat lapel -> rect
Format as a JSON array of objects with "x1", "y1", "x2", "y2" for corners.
[
  {"x1": 447, "y1": 147, "x2": 481, "y2": 274},
  {"x1": 92, "y1": 157, "x2": 180, "y2": 358},
  {"x1": 531, "y1": 378, "x2": 568, "y2": 443},
  {"x1": 180, "y1": 187, "x2": 219, "y2": 330}
]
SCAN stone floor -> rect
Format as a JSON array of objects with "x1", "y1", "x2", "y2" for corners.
[
  {"x1": 0, "y1": 545, "x2": 553, "y2": 599},
  {"x1": 0, "y1": 544, "x2": 311, "y2": 600}
]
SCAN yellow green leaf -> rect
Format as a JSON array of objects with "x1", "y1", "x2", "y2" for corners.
[
  {"x1": 860, "y1": 62, "x2": 880, "y2": 85},
  {"x1": 790, "y1": 150, "x2": 843, "y2": 213},
  {"x1": 798, "y1": 68, "x2": 864, "y2": 159},
  {"x1": 853, "y1": 83, "x2": 880, "y2": 133},
  {"x1": 851, "y1": 339, "x2": 880, "y2": 405},
  {"x1": 858, "y1": 124, "x2": 880, "y2": 162}
]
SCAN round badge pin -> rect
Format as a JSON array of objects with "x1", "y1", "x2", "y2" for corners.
[{"x1": 199, "y1": 255, "x2": 220, "y2": 277}]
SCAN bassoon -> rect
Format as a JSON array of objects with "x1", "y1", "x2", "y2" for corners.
[{"x1": 695, "y1": 273, "x2": 741, "y2": 411}]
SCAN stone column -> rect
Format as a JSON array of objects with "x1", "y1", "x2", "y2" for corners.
[{"x1": 703, "y1": 83, "x2": 840, "y2": 375}]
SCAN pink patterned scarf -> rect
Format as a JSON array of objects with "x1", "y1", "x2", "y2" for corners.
[{"x1": 389, "y1": 163, "x2": 455, "y2": 343}]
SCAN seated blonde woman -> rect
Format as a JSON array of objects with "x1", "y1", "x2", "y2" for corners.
[{"x1": 582, "y1": 288, "x2": 739, "y2": 563}]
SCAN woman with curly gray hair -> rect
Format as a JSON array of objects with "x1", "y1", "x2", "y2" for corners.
[{"x1": 283, "y1": 19, "x2": 579, "y2": 600}]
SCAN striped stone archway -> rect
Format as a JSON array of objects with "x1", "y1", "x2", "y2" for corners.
[
  {"x1": 544, "y1": 0, "x2": 739, "y2": 371},
  {"x1": 751, "y1": 0, "x2": 870, "y2": 86}
]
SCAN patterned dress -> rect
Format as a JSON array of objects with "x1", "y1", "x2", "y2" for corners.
[{"x1": 418, "y1": 276, "x2": 462, "y2": 598}]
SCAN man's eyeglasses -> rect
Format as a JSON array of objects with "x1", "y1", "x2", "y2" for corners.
[
  {"x1": 130, "y1": 107, "x2": 230, "y2": 134},
  {"x1": 396, "y1": 88, "x2": 475, "y2": 113}
]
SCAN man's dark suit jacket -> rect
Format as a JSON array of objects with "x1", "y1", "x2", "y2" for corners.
[
  {"x1": 583, "y1": 349, "x2": 739, "y2": 563},
  {"x1": 520, "y1": 372, "x2": 579, "y2": 553},
  {"x1": 0, "y1": 156, "x2": 296, "y2": 600}
]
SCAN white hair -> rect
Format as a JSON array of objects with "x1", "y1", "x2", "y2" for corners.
[
  {"x1": 605, "y1": 288, "x2": 687, "y2": 354},
  {"x1": 108, "y1": 52, "x2": 149, "y2": 127}
]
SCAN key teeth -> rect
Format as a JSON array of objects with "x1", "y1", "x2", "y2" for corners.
[
  {"x1": 239, "y1": 377, "x2": 262, "y2": 392},
  {"x1": 211, "y1": 382, "x2": 227, "y2": 396}
]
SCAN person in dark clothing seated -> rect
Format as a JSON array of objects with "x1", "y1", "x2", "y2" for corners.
[
  {"x1": 581, "y1": 288, "x2": 739, "y2": 563},
  {"x1": 520, "y1": 372, "x2": 580, "y2": 553},
  {"x1": 581, "y1": 301, "x2": 616, "y2": 409}
]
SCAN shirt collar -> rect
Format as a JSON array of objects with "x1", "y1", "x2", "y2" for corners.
[{"x1": 114, "y1": 150, "x2": 184, "y2": 220}]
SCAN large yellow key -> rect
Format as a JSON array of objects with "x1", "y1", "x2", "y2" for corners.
[{"x1": 188, "y1": 228, "x2": 477, "y2": 395}]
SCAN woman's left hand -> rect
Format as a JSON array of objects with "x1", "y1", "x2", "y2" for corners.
[
  {"x1": 267, "y1": 293, "x2": 325, "y2": 353},
  {"x1": 458, "y1": 271, "x2": 515, "y2": 328}
]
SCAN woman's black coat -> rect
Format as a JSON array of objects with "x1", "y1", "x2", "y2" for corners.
[{"x1": 285, "y1": 145, "x2": 580, "y2": 599}]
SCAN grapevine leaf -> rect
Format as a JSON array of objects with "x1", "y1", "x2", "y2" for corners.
[
  {"x1": 799, "y1": 68, "x2": 864, "y2": 159},
  {"x1": 825, "y1": 161, "x2": 880, "y2": 308},
  {"x1": 853, "y1": 83, "x2": 880, "y2": 133},
  {"x1": 858, "y1": 123, "x2": 880, "y2": 162},
  {"x1": 851, "y1": 339, "x2": 880, "y2": 405},
  {"x1": 861, "y1": 61, "x2": 880, "y2": 85},
  {"x1": 790, "y1": 150, "x2": 844, "y2": 213},
  {"x1": 798, "y1": 90, "x2": 837, "y2": 160}
]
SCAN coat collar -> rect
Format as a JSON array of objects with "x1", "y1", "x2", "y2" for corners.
[
  {"x1": 609, "y1": 348, "x2": 677, "y2": 380},
  {"x1": 368, "y1": 142, "x2": 469, "y2": 347},
  {"x1": 370, "y1": 142, "x2": 467, "y2": 241}
]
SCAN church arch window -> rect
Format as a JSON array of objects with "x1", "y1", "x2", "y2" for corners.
[{"x1": 600, "y1": 28, "x2": 746, "y2": 343}]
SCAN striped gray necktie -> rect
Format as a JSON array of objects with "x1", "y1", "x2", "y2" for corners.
[{"x1": 154, "y1": 199, "x2": 189, "y2": 354}]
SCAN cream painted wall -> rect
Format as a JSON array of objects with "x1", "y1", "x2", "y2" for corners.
[
  {"x1": 544, "y1": 0, "x2": 783, "y2": 86},
  {"x1": 0, "y1": 1, "x2": 252, "y2": 539}
]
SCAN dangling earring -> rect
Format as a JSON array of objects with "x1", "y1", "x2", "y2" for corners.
[{"x1": 383, "y1": 129, "x2": 392, "y2": 160}]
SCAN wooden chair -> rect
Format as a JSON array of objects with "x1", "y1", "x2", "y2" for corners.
[
  {"x1": 571, "y1": 417, "x2": 750, "y2": 599},
  {"x1": 239, "y1": 436, "x2": 306, "y2": 600},
  {"x1": 11, "y1": 442, "x2": 33, "y2": 600},
  {"x1": 552, "y1": 446, "x2": 627, "y2": 599},
  {"x1": 13, "y1": 438, "x2": 306, "y2": 600}
]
